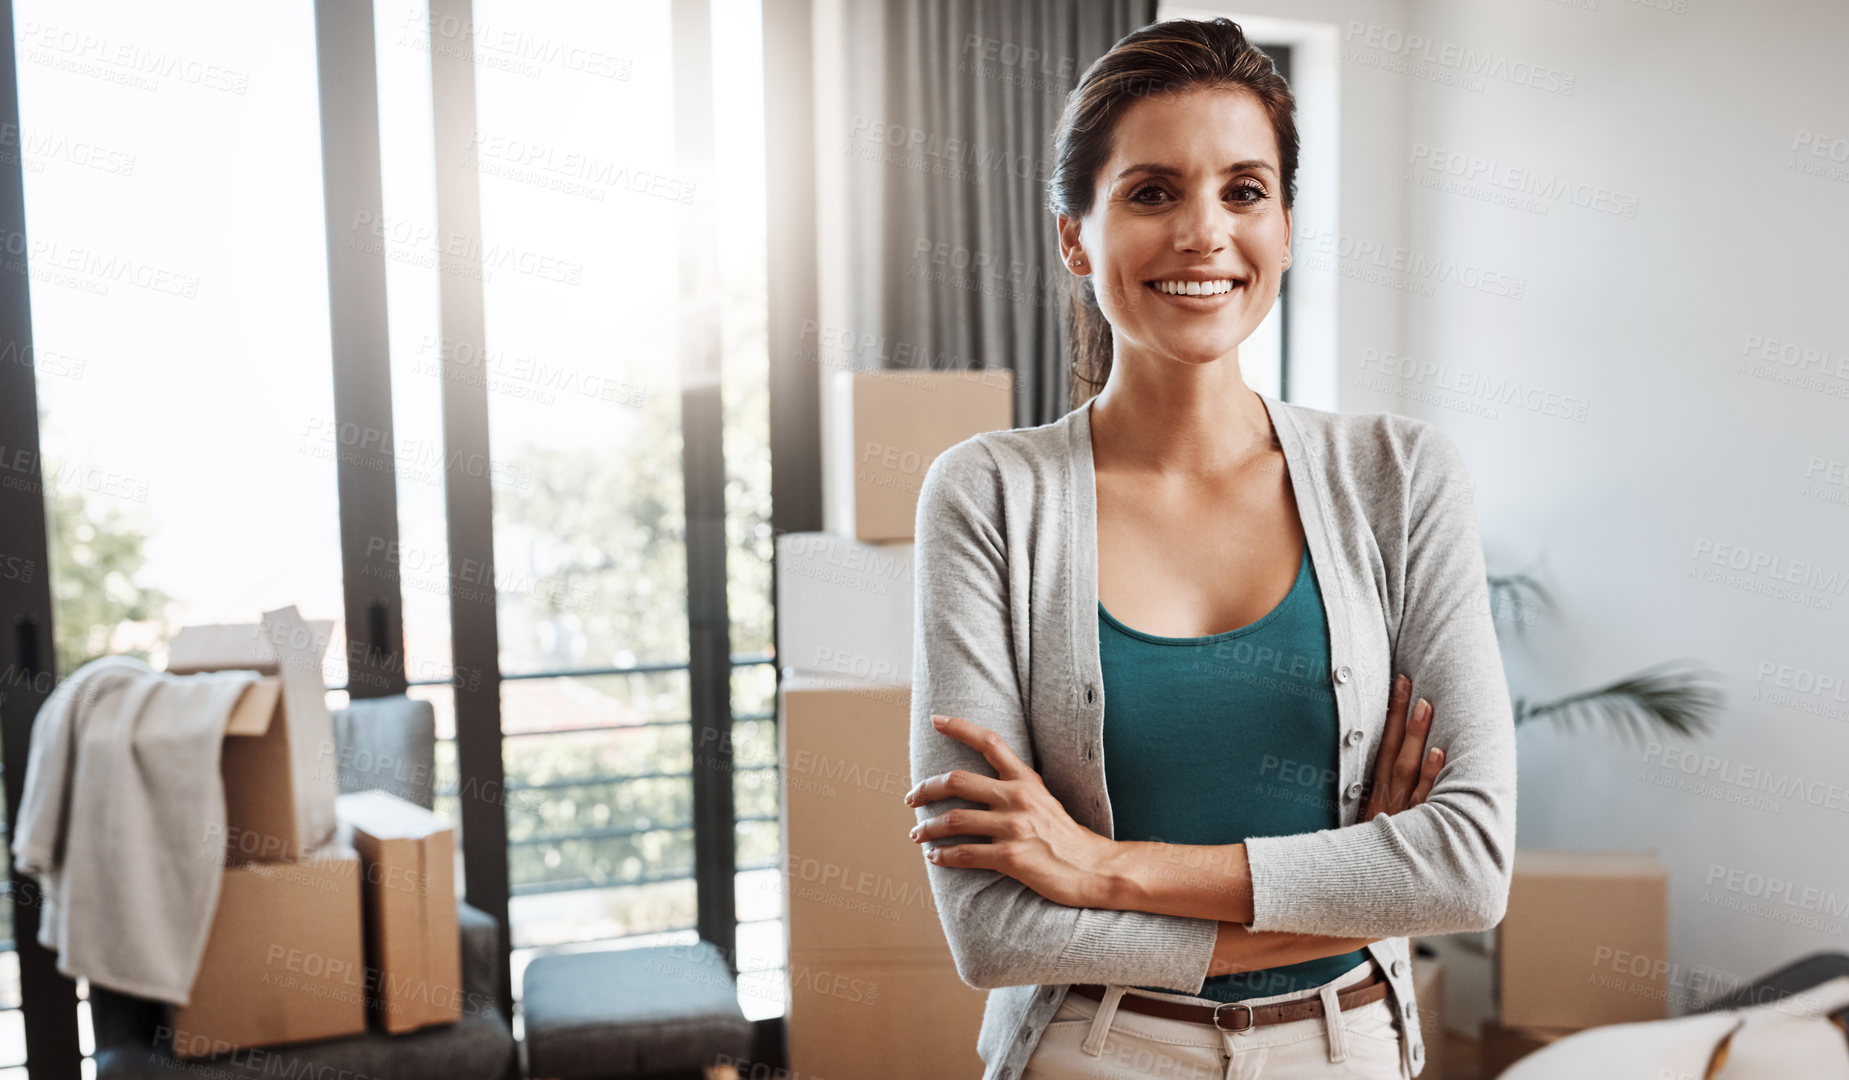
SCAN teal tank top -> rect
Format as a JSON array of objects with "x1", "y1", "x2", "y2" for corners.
[{"x1": 1098, "y1": 541, "x2": 1367, "y2": 1002}]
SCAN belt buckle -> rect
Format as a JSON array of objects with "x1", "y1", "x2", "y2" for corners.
[{"x1": 1211, "y1": 1001, "x2": 1255, "y2": 1032}]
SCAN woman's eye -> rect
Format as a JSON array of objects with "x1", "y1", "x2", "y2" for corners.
[{"x1": 1128, "y1": 182, "x2": 1266, "y2": 205}]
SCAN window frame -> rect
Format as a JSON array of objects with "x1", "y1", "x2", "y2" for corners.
[{"x1": 0, "y1": 0, "x2": 798, "y2": 1070}]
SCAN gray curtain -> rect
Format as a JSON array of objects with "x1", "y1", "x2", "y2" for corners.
[{"x1": 840, "y1": 0, "x2": 1153, "y2": 428}]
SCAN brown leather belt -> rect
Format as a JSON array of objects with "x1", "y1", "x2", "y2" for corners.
[{"x1": 1069, "y1": 967, "x2": 1389, "y2": 1033}]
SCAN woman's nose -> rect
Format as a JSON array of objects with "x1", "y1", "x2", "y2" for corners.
[{"x1": 1172, "y1": 194, "x2": 1229, "y2": 256}]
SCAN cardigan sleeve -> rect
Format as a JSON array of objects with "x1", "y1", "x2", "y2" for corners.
[
  {"x1": 1241, "y1": 423, "x2": 1518, "y2": 938},
  {"x1": 909, "y1": 439, "x2": 1221, "y2": 992}
]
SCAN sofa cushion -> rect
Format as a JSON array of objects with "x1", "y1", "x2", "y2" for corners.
[{"x1": 521, "y1": 942, "x2": 754, "y2": 1078}]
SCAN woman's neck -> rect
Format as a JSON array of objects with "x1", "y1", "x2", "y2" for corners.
[{"x1": 1090, "y1": 356, "x2": 1275, "y2": 478}]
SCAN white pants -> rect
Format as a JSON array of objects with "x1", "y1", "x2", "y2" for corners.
[{"x1": 1022, "y1": 958, "x2": 1407, "y2": 1080}]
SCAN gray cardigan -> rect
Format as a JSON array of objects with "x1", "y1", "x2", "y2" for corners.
[{"x1": 908, "y1": 392, "x2": 1518, "y2": 1080}]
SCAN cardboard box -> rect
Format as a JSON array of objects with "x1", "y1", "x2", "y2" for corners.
[
  {"x1": 1411, "y1": 947, "x2": 1445, "y2": 1079},
  {"x1": 779, "y1": 676, "x2": 989, "y2": 1079},
  {"x1": 778, "y1": 675, "x2": 944, "y2": 955},
  {"x1": 167, "y1": 606, "x2": 339, "y2": 863},
  {"x1": 1478, "y1": 1020, "x2": 1575, "y2": 1078},
  {"x1": 170, "y1": 840, "x2": 367, "y2": 1058},
  {"x1": 783, "y1": 953, "x2": 986, "y2": 1080},
  {"x1": 1496, "y1": 849, "x2": 1669, "y2": 1029},
  {"x1": 824, "y1": 368, "x2": 1014, "y2": 542},
  {"x1": 336, "y1": 791, "x2": 462, "y2": 1034},
  {"x1": 775, "y1": 533, "x2": 914, "y2": 686}
]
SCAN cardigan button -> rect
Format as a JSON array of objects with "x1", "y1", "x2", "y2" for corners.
[
  {"x1": 1391, "y1": 959, "x2": 1407, "y2": 978},
  {"x1": 1345, "y1": 729, "x2": 1364, "y2": 746},
  {"x1": 1333, "y1": 664, "x2": 1352, "y2": 685},
  {"x1": 1345, "y1": 781, "x2": 1363, "y2": 800}
]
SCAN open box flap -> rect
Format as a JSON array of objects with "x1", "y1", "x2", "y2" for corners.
[
  {"x1": 260, "y1": 605, "x2": 338, "y2": 852},
  {"x1": 224, "y1": 678, "x2": 282, "y2": 737},
  {"x1": 166, "y1": 616, "x2": 336, "y2": 676}
]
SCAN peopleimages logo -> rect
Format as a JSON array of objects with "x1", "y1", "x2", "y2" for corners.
[
  {"x1": 1343, "y1": 21, "x2": 1576, "y2": 96},
  {"x1": 1359, "y1": 347, "x2": 1588, "y2": 422},
  {"x1": 1295, "y1": 226, "x2": 1526, "y2": 299},
  {"x1": 1407, "y1": 143, "x2": 1639, "y2": 218}
]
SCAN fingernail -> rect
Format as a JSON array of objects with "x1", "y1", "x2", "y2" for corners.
[
  {"x1": 1396, "y1": 674, "x2": 1408, "y2": 690},
  {"x1": 931, "y1": 714, "x2": 946, "y2": 729},
  {"x1": 908, "y1": 826, "x2": 919, "y2": 840}
]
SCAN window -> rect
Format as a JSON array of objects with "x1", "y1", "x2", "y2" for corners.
[
  {"x1": 0, "y1": 1, "x2": 781, "y2": 1072},
  {"x1": 11, "y1": 1, "x2": 342, "y2": 1072}
]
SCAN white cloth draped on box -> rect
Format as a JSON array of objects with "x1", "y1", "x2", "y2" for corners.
[{"x1": 11, "y1": 656, "x2": 260, "y2": 1004}]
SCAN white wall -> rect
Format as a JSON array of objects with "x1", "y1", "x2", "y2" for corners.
[
  {"x1": 1395, "y1": 0, "x2": 1849, "y2": 1015},
  {"x1": 1170, "y1": 0, "x2": 1849, "y2": 1026}
]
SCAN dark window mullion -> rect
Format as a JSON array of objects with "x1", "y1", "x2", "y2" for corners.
[
  {"x1": 426, "y1": 0, "x2": 513, "y2": 1021},
  {"x1": 315, "y1": 0, "x2": 407, "y2": 700},
  {"x1": 673, "y1": 0, "x2": 739, "y2": 969},
  {"x1": 0, "y1": 2, "x2": 82, "y2": 1072}
]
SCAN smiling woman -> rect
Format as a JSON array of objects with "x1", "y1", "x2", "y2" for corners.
[{"x1": 905, "y1": 17, "x2": 1516, "y2": 1080}]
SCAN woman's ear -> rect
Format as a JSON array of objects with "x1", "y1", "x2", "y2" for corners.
[{"x1": 1055, "y1": 213, "x2": 1088, "y2": 274}]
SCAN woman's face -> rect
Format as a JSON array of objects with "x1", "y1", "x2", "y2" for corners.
[{"x1": 1057, "y1": 87, "x2": 1290, "y2": 372}]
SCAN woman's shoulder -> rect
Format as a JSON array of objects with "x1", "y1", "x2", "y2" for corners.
[
  {"x1": 923, "y1": 409, "x2": 1077, "y2": 490},
  {"x1": 914, "y1": 410, "x2": 1077, "y2": 544},
  {"x1": 1273, "y1": 398, "x2": 1465, "y2": 490}
]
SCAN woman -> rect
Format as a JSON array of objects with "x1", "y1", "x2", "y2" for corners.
[{"x1": 903, "y1": 17, "x2": 1516, "y2": 1080}]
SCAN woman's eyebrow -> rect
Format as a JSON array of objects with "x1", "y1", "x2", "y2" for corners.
[{"x1": 1115, "y1": 160, "x2": 1277, "y2": 180}]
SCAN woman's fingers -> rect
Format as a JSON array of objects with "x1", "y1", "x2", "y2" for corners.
[
  {"x1": 1408, "y1": 746, "x2": 1444, "y2": 807},
  {"x1": 909, "y1": 807, "x2": 1011, "y2": 844},
  {"x1": 1389, "y1": 698, "x2": 1433, "y2": 809},
  {"x1": 1365, "y1": 674, "x2": 1413, "y2": 818},
  {"x1": 1375, "y1": 675, "x2": 1412, "y2": 786},
  {"x1": 929, "y1": 713, "x2": 1034, "y2": 781},
  {"x1": 904, "y1": 766, "x2": 1009, "y2": 809},
  {"x1": 922, "y1": 841, "x2": 1009, "y2": 870}
]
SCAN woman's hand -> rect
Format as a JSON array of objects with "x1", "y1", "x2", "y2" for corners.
[
  {"x1": 1364, "y1": 673, "x2": 1445, "y2": 821},
  {"x1": 905, "y1": 713, "x2": 1117, "y2": 909}
]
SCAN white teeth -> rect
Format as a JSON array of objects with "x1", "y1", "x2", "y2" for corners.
[{"x1": 1152, "y1": 279, "x2": 1236, "y2": 296}]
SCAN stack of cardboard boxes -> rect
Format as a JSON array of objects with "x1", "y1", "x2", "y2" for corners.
[
  {"x1": 1480, "y1": 850, "x2": 1670, "y2": 1077},
  {"x1": 163, "y1": 606, "x2": 461, "y2": 1059},
  {"x1": 777, "y1": 369, "x2": 1013, "y2": 1080}
]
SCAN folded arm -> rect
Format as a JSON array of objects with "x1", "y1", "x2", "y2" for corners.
[
  {"x1": 909, "y1": 440, "x2": 1219, "y2": 992},
  {"x1": 1233, "y1": 425, "x2": 1517, "y2": 938}
]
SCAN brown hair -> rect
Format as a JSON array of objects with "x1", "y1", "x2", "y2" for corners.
[{"x1": 1049, "y1": 18, "x2": 1299, "y2": 408}]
